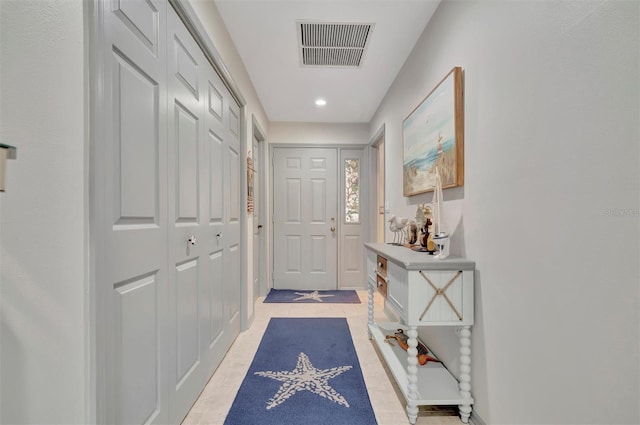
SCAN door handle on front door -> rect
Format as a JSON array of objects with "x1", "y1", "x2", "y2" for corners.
[{"x1": 330, "y1": 217, "x2": 336, "y2": 233}]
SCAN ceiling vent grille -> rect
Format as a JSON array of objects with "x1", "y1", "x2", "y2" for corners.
[{"x1": 297, "y1": 22, "x2": 374, "y2": 68}]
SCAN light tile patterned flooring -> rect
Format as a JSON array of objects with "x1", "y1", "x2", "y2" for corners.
[{"x1": 182, "y1": 291, "x2": 464, "y2": 425}]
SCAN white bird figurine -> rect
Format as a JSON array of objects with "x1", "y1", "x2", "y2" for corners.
[{"x1": 388, "y1": 215, "x2": 409, "y2": 245}]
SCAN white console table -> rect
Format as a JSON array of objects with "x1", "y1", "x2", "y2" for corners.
[{"x1": 365, "y1": 243, "x2": 475, "y2": 424}]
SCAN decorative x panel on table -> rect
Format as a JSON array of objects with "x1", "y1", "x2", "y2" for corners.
[{"x1": 418, "y1": 270, "x2": 463, "y2": 321}]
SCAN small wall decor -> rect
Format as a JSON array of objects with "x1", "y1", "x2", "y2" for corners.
[
  {"x1": 247, "y1": 152, "x2": 254, "y2": 214},
  {"x1": 402, "y1": 67, "x2": 464, "y2": 196},
  {"x1": 0, "y1": 143, "x2": 17, "y2": 192}
]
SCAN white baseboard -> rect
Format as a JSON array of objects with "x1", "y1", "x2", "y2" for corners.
[{"x1": 469, "y1": 410, "x2": 487, "y2": 425}]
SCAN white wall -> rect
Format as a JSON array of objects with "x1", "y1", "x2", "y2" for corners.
[
  {"x1": 188, "y1": 0, "x2": 270, "y2": 325},
  {"x1": 0, "y1": 1, "x2": 87, "y2": 423},
  {"x1": 370, "y1": 1, "x2": 639, "y2": 424},
  {"x1": 270, "y1": 121, "x2": 370, "y2": 145}
]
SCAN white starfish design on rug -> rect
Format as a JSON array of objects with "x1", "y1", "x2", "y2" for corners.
[
  {"x1": 254, "y1": 352, "x2": 353, "y2": 410},
  {"x1": 292, "y1": 290, "x2": 335, "y2": 302}
]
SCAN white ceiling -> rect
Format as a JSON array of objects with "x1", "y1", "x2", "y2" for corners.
[{"x1": 214, "y1": 0, "x2": 441, "y2": 123}]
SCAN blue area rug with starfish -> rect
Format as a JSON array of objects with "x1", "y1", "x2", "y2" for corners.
[
  {"x1": 263, "y1": 289, "x2": 361, "y2": 304},
  {"x1": 224, "y1": 318, "x2": 377, "y2": 425}
]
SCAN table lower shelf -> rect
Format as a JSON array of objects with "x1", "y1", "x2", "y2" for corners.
[{"x1": 369, "y1": 322, "x2": 473, "y2": 406}]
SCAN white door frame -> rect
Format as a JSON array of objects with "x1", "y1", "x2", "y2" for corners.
[
  {"x1": 252, "y1": 115, "x2": 268, "y2": 300},
  {"x1": 366, "y1": 124, "x2": 385, "y2": 244}
]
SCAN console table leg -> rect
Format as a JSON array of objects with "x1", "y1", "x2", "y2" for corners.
[
  {"x1": 367, "y1": 284, "x2": 374, "y2": 339},
  {"x1": 458, "y1": 325, "x2": 472, "y2": 423},
  {"x1": 406, "y1": 326, "x2": 419, "y2": 424}
]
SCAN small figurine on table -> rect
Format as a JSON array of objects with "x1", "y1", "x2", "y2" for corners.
[
  {"x1": 414, "y1": 204, "x2": 437, "y2": 253},
  {"x1": 387, "y1": 215, "x2": 409, "y2": 245}
]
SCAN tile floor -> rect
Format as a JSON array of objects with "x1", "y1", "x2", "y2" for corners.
[{"x1": 182, "y1": 291, "x2": 464, "y2": 425}]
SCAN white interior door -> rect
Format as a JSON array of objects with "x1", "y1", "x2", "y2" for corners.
[
  {"x1": 167, "y1": 8, "x2": 213, "y2": 421},
  {"x1": 97, "y1": 3, "x2": 241, "y2": 424},
  {"x1": 166, "y1": 6, "x2": 241, "y2": 422},
  {"x1": 273, "y1": 148, "x2": 337, "y2": 290},
  {"x1": 252, "y1": 136, "x2": 263, "y2": 300},
  {"x1": 203, "y1": 30, "x2": 239, "y2": 371},
  {"x1": 98, "y1": 1, "x2": 169, "y2": 423},
  {"x1": 223, "y1": 88, "x2": 242, "y2": 343}
]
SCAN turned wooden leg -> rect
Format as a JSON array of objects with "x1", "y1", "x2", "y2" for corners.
[
  {"x1": 367, "y1": 283, "x2": 374, "y2": 339},
  {"x1": 406, "y1": 326, "x2": 419, "y2": 424},
  {"x1": 458, "y1": 326, "x2": 472, "y2": 423}
]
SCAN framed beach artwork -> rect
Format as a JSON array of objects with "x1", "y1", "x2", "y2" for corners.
[{"x1": 402, "y1": 67, "x2": 464, "y2": 196}]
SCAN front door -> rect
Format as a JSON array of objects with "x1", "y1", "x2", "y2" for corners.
[{"x1": 272, "y1": 148, "x2": 338, "y2": 290}]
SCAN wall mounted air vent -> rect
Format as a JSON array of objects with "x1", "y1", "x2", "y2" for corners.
[{"x1": 297, "y1": 21, "x2": 374, "y2": 68}]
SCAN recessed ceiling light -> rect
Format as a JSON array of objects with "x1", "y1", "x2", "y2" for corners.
[{"x1": 315, "y1": 99, "x2": 327, "y2": 106}]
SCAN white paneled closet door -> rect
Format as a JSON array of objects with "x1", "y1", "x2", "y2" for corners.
[
  {"x1": 166, "y1": 7, "x2": 211, "y2": 421},
  {"x1": 205, "y1": 49, "x2": 241, "y2": 360},
  {"x1": 97, "y1": 1, "x2": 241, "y2": 424},
  {"x1": 166, "y1": 6, "x2": 240, "y2": 421},
  {"x1": 98, "y1": 1, "x2": 169, "y2": 424},
  {"x1": 223, "y1": 82, "x2": 242, "y2": 341}
]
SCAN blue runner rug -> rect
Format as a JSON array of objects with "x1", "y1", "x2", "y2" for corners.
[
  {"x1": 224, "y1": 318, "x2": 377, "y2": 425},
  {"x1": 263, "y1": 289, "x2": 361, "y2": 304}
]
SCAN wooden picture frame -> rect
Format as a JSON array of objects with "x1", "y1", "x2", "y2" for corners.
[{"x1": 402, "y1": 67, "x2": 464, "y2": 196}]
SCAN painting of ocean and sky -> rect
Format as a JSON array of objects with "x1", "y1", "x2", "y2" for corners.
[{"x1": 403, "y1": 67, "x2": 463, "y2": 196}]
